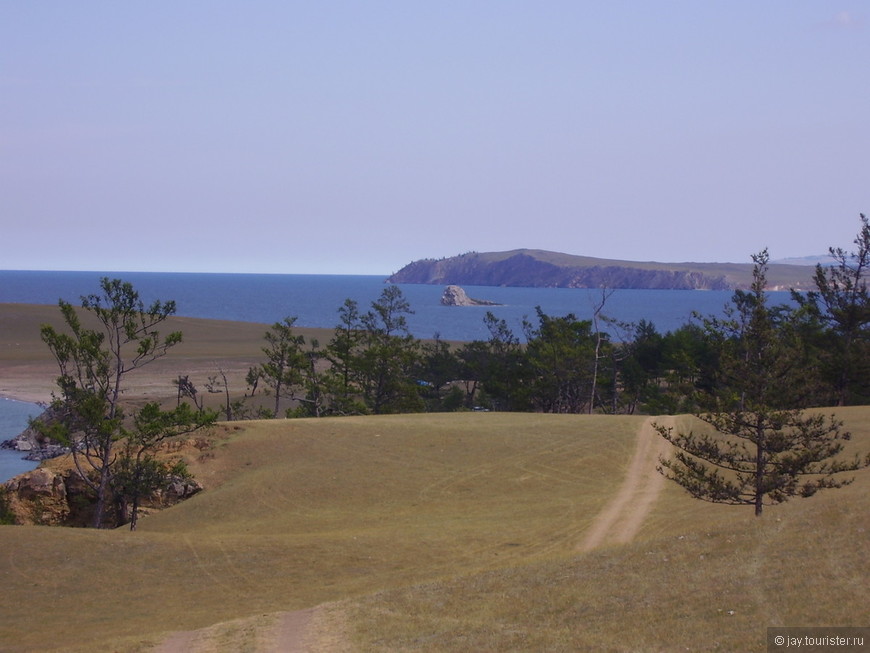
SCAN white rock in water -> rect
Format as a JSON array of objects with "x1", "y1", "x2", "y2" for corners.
[{"x1": 440, "y1": 285, "x2": 498, "y2": 306}]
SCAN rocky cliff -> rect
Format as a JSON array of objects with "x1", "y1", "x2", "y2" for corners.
[
  {"x1": 2, "y1": 465, "x2": 202, "y2": 526},
  {"x1": 1, "y1": 437, "x2": 209, "y2": 526}
]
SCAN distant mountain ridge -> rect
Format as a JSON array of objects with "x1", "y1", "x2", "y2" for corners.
[
  {"x1": 387, "y1": 249, "x2": 817, "y2": 291},
  {"x1": 771, "y1": 255, "x2": 832, "y2": 266}
]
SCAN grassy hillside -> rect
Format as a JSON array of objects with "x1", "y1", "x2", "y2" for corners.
[
  {"x1": 343, "y1": 408, "x2": 870, "y2": 651},
  {"x1": 1, "y1": 409, "x2": 868, "y2": 652}
]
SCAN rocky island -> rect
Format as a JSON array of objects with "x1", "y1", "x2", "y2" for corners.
[{"x1": 440, "y1": 285, "x2": 500, "y2": 306}]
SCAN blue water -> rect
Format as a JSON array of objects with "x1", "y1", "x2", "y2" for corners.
[
  {"x1": 0, "y1": 270, "x2": 791, "y2": 342},
  {"x1": 0, "y1": 398, "x2": 42, "y2": 482}
]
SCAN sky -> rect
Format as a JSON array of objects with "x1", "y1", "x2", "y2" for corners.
[{"x1": 2, "y1": 2, "x2": 868, "y2": 275}]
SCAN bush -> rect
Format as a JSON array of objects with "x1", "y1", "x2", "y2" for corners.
[{"x1": 0, "y1": 487, "x2": 18, "y2": 525}]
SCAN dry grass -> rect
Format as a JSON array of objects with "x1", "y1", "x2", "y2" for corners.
[
  {"x1": 341, "y1": 491, "x2": 870, "y2": 651},
  {"x1": 1, "y1": 409, "x2": 866, "y2": 652},
  {"x1": 0, "y1": 412, "x2": 642, "y2": 651},
  {"x1": 341, "y1": 408, "x2": 870, "y2": 652}
]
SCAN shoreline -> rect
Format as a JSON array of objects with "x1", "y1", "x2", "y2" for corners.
[
  {"x1": 1, "y1": 391, "x2": 50, "y2": 405},
  {"x1": 0, "y1": 396, "x2": 48, "y2": 480}
]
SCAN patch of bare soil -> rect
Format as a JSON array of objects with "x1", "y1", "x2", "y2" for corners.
[
  {"x1": 152, "y1": 628, "x2": 204, "y2": 653},
  {"x1": 152, "y1": 604, "x2": 350, "y2": 653},
  {"x1": 579, "y1": 416, "x2": 673, "y2": 552},
  {"x1": 266, "y1": 609, "x2": 314, "y2": 652}
]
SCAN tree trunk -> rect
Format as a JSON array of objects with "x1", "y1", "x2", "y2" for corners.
[
  {"x1": 588, "y1": 333, "x2": 600, "y2": 415},
  {"x1": 754, "y1": 425, "x2": 764, "y2": 517},
  {"x1": 93, "y1": 460, "x2": 111, "y2": 528},
  {"x1": 130, "y1": 495, "x2": 140, "y2": 531}
]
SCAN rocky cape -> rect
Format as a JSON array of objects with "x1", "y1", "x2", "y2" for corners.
[
  {"x1": 1, "y1": 409, "x2": 208, "y2": 526},
  {"x1": 388, "y1": 249, "x2": 816, "y2": 291}
]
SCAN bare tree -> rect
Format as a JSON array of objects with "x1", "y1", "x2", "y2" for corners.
[{"x1": 589, "y1": 286, "x2": 615, "y2": 414}]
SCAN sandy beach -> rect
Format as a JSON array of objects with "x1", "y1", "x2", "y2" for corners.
[{"x1": 0, "y1": 303, "x2": 333, "y2": 408}]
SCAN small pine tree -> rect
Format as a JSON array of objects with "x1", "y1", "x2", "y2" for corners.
[
  {"x1": 655, "y1": 250, "x2": 867, "y2": 516},
  {"x1": 805, "y1": 213, "x2": 870, "y2": 405},
  {"x1": 248, "y1": 317, "x2": 307, "y2": 417}
]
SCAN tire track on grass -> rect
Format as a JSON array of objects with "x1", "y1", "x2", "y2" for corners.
[
  {"x1": 416, "y1": 437, "x2": 585, "y2": 502},
  {"x1": 154, "y1": 605, "x2": 347, "y2": 653},
  {"x1": 579, "y1": 416, "x2": 672, "y2": 552}
]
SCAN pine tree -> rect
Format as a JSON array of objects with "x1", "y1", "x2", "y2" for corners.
[
  {"x1": 248, "y1": 317, "x2": 307, "y2": 417},
  {"x1": 655, "y1": 251, "x2": 867, "y2": 516},
  {"x1": 805, "y1": 213, "x2": 870, "y2": 405}
]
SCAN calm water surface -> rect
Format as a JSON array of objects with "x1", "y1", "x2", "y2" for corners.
[
  {"x1": 0, "y1": 398, "x2": 42, "y2": 482},
  {"x1": 0, "y1": 270, "x2": 794, "y2": 341}
]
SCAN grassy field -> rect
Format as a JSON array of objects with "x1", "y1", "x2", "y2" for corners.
[
  {"x1": 0, "y1": 409, "x2": 867, "y2": 652},
  {"x1": 1, "y1": 304, "x2": 868, "y2": 651},
  {"x1": 341, "y1": 409, "x2": 870, "y2": 651}
]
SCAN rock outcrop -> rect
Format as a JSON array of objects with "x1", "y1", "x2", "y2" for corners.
[
  {"x1": 1, "y1": 406, "x2": 70, "y2": 461},
  {"x1": 2, "y1": 468, "x2": 72, "y2": 525},
  {"x1": 440, "y1": 285, "x2": 500, "y2": 306},
  {"x1": 2, "y1": 464, "x2": 203, "y2": 526}
]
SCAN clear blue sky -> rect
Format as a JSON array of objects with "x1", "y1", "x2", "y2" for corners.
[{"x1": 2, "y1": 2, "x2": 868, "y2": 274}]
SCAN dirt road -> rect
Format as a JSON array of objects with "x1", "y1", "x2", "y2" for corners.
[
  {"x1": 153, "y1": 608, "x2": 325, "y2": 653},
  {"x1": 579, "y1": 416, "x2": 672, "y2": 552}
]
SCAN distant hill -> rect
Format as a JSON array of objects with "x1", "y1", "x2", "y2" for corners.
[
  {"x1": 387, "y1": 249, "x2": 817, "y2": 291},
  {"x1": 772, "y1": 254, "x2": 832, "y2": 266}
]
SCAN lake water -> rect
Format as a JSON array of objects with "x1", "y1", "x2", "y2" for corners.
[
  {"x1": 0, "y1": 398, "x2": 42, "y2": 482},
  {"x1": 0, "y1": 270, "x2": 795, "y2": 342}
]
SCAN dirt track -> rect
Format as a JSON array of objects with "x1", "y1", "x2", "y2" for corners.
[
  {"x1": 153, "y1": 603, "x2": 354, "y2": 653},
  {"x1": 579, "y1": 416, "x2": 672, "y2": 552},
  {"x1": 154, "y1": 609, "x2": 313, "y2": 653}
]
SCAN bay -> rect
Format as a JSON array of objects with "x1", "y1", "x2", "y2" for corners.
[
  {"x1": 0, "y1": 398, "x2": 42, "y2": 482},
  {"x1": 0, "y1": 270, "x2": 792, "y2": 342}
]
